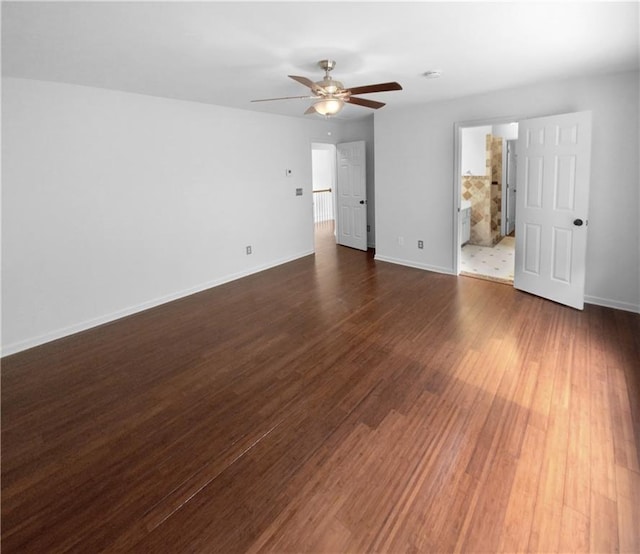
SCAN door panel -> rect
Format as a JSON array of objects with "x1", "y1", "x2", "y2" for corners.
[
  {"x1": 340, "y1": 206, "x2": 351, "y2": 236},
  {"x1": 514, "y1": 111, "x2": 592, "y2": 310},
  {"x1": 551, "y1": 227, "x2": 572, "y2": 283},
  {"x1": 523, "y1": 224, "x2": 541, "y2": 275},
  {"x1": 524, "y1": 157, "x2": 544, "y2": 208},
  {"x1": 554, "y1": 156, "x2": 576, "y2": 210},
  {"x1": 336, "y1": 141, "x2": 367, "y2": 251}
]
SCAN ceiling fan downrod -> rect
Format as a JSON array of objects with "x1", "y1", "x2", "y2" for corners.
[{"x1": 318, "y1": 59, "x2": 337, "y2": 75}]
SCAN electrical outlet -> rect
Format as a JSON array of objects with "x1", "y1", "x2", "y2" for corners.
[
  {"x1": 418, "y1": 240, "x2": 424, "y2": 249},
  {"x1": 398, "y1": 236, "x2": 404, "y2": 246},
  {"x1": 246, "y1": 245, "x2": 252, "y2": 255},
  {"x1": 295, "y1": 188, "x2": 303, "y2": 196}
]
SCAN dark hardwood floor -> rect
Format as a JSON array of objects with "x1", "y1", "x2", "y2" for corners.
[{"x1": 2, "y1": 222, "x2": 639, "y2": 553}]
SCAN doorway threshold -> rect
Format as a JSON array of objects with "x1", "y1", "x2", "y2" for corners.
[{"x1": 460, "y1": 271, "x2": 513, "y2": 286}]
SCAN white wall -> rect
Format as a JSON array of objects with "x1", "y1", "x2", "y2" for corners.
[
  {"x1": 311, "y1": 147, "x2": 335, "y2": 191},
  {"x1": 460, "y1": 125, "x2": 490, "y2": 175},
  {"x1": 1, "y1": 77, "x2": 343, "y2": 354},
  {"x1": 492, "y1": 122, "x2": 519, "y2": 141},
  {"x1": 375, "y1": 70, "x2": 640, "y2": 312}
]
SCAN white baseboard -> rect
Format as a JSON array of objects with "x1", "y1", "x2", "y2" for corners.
[
  {"x1": 374, "y1": 254, "x2": 455, "y2": 276},
  {"x1": 374, "y1": 256, "x2": 639, "y2": 314},
  {"x1": 5, "y1": 251, "x2": 635, "y2": 357},
  {"x1": 584, "y1": 295, "x2": 640, "y2": 314},
  {"x1": 2, "y1": 250, "x2": 314, "y2": 357}
]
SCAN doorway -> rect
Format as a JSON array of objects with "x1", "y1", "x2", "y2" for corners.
[
  {"x1": 454, "y1": 112, "x2": 592, "y2": 310},
  {"x1": 457, "y1": 121, "x2": 518, "y2": 284},
  {"x1": 311, "y1": 140, "x2": 368, "y2": 252},
  {"x1": 311, "y1": 142, "x2": 336, "y2": 238}
]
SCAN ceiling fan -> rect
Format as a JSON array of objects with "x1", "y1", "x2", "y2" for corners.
[{"x1": 251, "y1": 59, "x2": 403, "y2": 116}]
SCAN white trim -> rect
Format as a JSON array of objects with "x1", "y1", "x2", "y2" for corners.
[
  {"x1": 4, "y1": 250, "x2": 635, "y2": 358},
  {"x1": 376, "y1": 255, "x2": 639, "y2": 314},
  {"x1": 584, "y1": 295, "x2": 640, "y2": 314},
  {"x1": 1, "y1": 250, "x2": 315, "y2": 357},
  {"x1": 374, "y1": 254, "x2": 455, "y2": 276},
  {"x1": 453, "y1": 122, "x2": 462, "y2": 275},
  {"x1": 500, "y1": 138, "x2": 508, "y2": 237}
]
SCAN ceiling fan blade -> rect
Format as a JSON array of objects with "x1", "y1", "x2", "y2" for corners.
[
  {"x1": 347, "y1": 82, "x2": 403, "y2": 95},
  {"x1": 347, "y1": 97, "x2": 386, "y2": 109},
  {"x1": 251, "y1": 95, "x2": 316, "y2": 103},
  {"x1": 304, "y1": 105, "x2": 317, "y2": 115},
  {"x1": 289, "y1": 75, "x2": 324, "y2": 94}
]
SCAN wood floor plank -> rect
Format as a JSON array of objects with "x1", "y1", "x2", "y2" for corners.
[
  {"x1": 564, "y1": 312, "x2": 592, "y2": 515},
  {"x1": 609, "y1": 365, "x2": 640, "y2": 472},
  {"x1": 590, "y1": 348, "x2": 619, "y2": 502},
  {"x1": 527, "y1": 362, "x2": 572, "y2": 551},
  {"x1": 559, "y1": 504, "x2": 591, "y2": 553},
  {"x1": 590, "y1": 491, "x2": 619, "y2": 553},
  {"x1": 2, "y1": 223, "x2": 639, "y2": 553},
  {"x1": 497, "y1": 422, "x2": 546, "y2": 553},
  {"x1": 616, "y1": 465, "x2": 640, "y2": 554}
]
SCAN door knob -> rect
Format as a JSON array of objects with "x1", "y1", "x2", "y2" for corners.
[
  {"x1": 359, "y1": 200, "x2": 366, "y2": 205},
  {"x1": 573, "y1": 218, "x2": 584, "y2": 226}
]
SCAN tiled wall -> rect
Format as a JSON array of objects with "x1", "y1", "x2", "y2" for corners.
[
  {"x1": 461, "y1": 134, "x2": 504, "y2": 247},
  {"x1": 462, "y1": 175, "x2": 492, "y2": 246},
  {"x1": 489, "y1": 136, "x2": 503, "y2": 246}
]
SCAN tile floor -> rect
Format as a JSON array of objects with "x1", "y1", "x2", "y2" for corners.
[{"x1": 460, "y1": 236, "x2": 515, "y2": 284}]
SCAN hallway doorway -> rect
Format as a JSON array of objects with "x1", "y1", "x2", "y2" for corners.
[{"x1": 311, "y1": 143, "x2": 336, "y2": 235}]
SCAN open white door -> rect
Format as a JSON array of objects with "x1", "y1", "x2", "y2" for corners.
[
  {"x1": 336, "y1": 141, "x2": 367, "y2": 251},
  {"x1": 514, "y1": 111, "x2": 592, "y2": 309}
]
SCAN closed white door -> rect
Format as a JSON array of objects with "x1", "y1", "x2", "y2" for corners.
[
  {"x1": 514, "y1": 111, "x2": 592, "y2": 309},
  {"x1": 336, "y1": 141, "x2": 367, "y2": 251}
]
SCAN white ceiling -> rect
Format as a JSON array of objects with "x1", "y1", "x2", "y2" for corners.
[{"x1": 2, "y1": 1, "x2": 639, "y2": 120}]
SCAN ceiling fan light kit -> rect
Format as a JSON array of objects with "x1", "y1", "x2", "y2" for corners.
[
  {"x1": 251, "y1": 59, "x2": 403, "y2": 117},
  {"x1": 312, "y1": 97, "x2": 345, "y2": 116}
]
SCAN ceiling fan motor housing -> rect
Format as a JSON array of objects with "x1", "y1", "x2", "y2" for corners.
[
  {"x1": 318, "y1": 59, "x2": 337, "y2": 72},
  {"x1": 317, "y1": 77, "x2": 344, "y2": 95}
]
